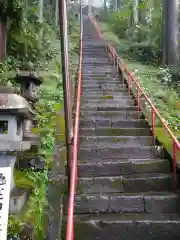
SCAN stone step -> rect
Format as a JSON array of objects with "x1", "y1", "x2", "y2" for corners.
[
  {"x1": 82, "y1": 70, "x2": 116, "y2": 74},
  {"x1": 82, "y1": 83, "x2": 123, "y2": 88},
  {"x1": 73, "y1": 213, "x2": 180, "y2": 240},
  {"x1": 82, "y1": 60, "x2": 112, "y2": 64},
  {"x1": 81, "y1": 96, "x2": 132, "y2": 102},
  {"x1": 82, "y1": 67, "x2": 116, "y2": 71},
  {"x1": 82, "y1": 55, "x2": 109, "y2": 58},
  {"x1": 81, "y1": 105, "x2": 137, "y2": 111},
  {"x1": 77, "y1": 173, "x2": 172, "y2": 194},
  {"x1": 70, "y1": 192, "x2": 180, "y2": 214},
  {"x1": 82, "y1": 65, "x2": 113, "y2": 68},
  {"x1": 83, "y1": 52, "x2": 107, "y2": 54},
  {"x1": 82, "y1": 88, "x2": 127, "y2": 94},
  {"x1": 82, "y1": 67, "x2": 114, "y2": 71},
  {"x1": 82, "y1": 71, "x2": 117, "y2": 75},
  {"x1": 79, "y1": 119, "x2": 148, "y2": 128},
  {"x1": 77, "y1": 159, "x2": 170, "y2": 177},
  {"x1": 80, "y1": 110, "x2": 141, "y2": 120},
  {"x1": 80, "y1": 127, "x2": 151, "y2": 137},
  {"x1": 83, "y1": 47, "x2": 106, "y2": 50},
  {"x1": 82, "y1": 73, "x2": 119, "y2": 78},
  {"x1": 81, "y1": 94, "x2": 129, "y2": 100},
  {"x1": 82, "y1": 63, "x2": 113, "y2": 67},
  {"x1": 79, "y1": 146, "x2": 163, "y2": 160},
  {"x1": 82, "y1": 80, "x2": 121, "y2": 84},
  {"x1": 82, "y1": 74, "x2": 121, "y2": 79},
  {"x1": 82, "y1": 85, "x2": 125, "y2": 90},
  {"x1": 82, "y1": 80, "x2": 120, "y2": 84},
  {"x1": 80, "y1": 102, "x2": 134, "y2": 111},
  {"x1": 81, "y1": 92, "x2": 129, "y2": 98},
  {"x1": 83, "y1": 56, "x2": 109, "y2": 60},
  {"x1": 79, "y1": 136, "x2": 153, "y2": 147}
]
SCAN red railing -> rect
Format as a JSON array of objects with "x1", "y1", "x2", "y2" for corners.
[
  {"x1": 89, "y1": 15, "x2": 180, "y2": 192},
  {"x1": 65, "y1": 20, "x2": 83, "y2": 240}
]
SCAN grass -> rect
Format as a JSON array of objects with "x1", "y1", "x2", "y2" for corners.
[{"x1": 14, "y1": 169, "x2": 35, "y2": 188}]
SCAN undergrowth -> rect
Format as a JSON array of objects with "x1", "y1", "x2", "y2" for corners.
[
  {"x1": 3, "y1": 1, "x2": 79, "y2": 239},
  {"x1": 99, "y1": 22, "x2": 180, "y2": 139}
]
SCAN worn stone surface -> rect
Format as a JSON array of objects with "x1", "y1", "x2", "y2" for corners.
[
  {"x1": 73, "y1": 213, "x2": 180, "y2": 240},
  {"x1": 79, "y1": 146, "x2": 162, "y2": 160},
  {"x1": 78, "y1": 176, "x2": 124, "y2": 194},
  {"x1": 80, "y1": 127, "x2": 151, "y2": 137},
  {"x1": 77, "y1": 159, "x2": 170, "y2": 177},
  {"x1": 79, "y1": 136, "x2": 153, "y2": 147},
  {"x1": 80, "y1": 110, "x2": 141, "y2": 119},
  {"x1": 144, "y1": 194, "x2": 180, "y2": 213}
]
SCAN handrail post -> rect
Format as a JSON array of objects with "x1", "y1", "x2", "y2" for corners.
[
  {"x1": 59, "y1": 0, "x2": 73, "y2": 189},
  {"x1": 136, "y1": 87, "x2": 140, "y2": 119},
  {"x1": 151, "y1": 108, "x2": 155, "y2": 145},
  {"x1": 116, "y1": 56, "x2": 119, "y2": 73},
  {"x1": 127, "y1": 72, "x2": 131, "y2": 97},
  {"x1": 173, "y1": 141, "x2": 177, "y2": 192},
  {"x1": 122, "y1": 64, "x2": 124, "y2": 88}
]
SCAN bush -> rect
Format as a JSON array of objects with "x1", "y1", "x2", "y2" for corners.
[{"x1": 107, "y1": 9, "x2": 131, "y2": 39}]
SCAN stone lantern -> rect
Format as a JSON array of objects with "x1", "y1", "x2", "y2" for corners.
[
  {"x1": 0, "y1": 87, "x2": 31, "y2": 239},
  {"x1": 14, "y1": 71, "x2": 45, "y2": 170},
  {"x1": 15, "y1": 71, "x2": 42, "y2": 103}
]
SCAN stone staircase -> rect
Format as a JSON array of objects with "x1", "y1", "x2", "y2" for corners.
[{"x1": 70, "y1": 18, "x2": 180, "y2": 239}]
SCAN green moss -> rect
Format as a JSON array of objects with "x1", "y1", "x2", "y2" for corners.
[
  {"x1": 110, "y1": 177, "x2": 123, "y2": 189},
  {"x1": 103, "y1": 95, "x2": 113, "y2": 99},
  {"x1": 14, "y1": 169, "x2": 34, "y2": 188},
  {"x1": 7, "y1": 215, "x2": 22, "y2": 238}
]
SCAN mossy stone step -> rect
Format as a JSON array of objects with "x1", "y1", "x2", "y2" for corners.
[
  {"x1": 81, "y1": 105, "x2": 137, "y2": 112},
  {"x1": 81, "y1": 89, "x2": 128, "y2": 94},
  {"x1": 66, "y1": 192, "x2": 180, "y2": 214},
  {"x1": 79, "y1": 119, "x2": 148, "y2": 128},
  {"x1": 80, "y1": 110, "x2": 141, "y2": 119},
  {"x1": 81, "y1": 92, "x2": 129, "y2": 98},
  {"x1": 77, "y1": 173, "x2": 173, "y2": 194},
  {"x1": 80, "y1": 103, "x2": 134, "y2": 111},
  {"x1": 81, "y1": 95, "x2": 129, "y2": 100},
  {"x1": 72, "y1": 213, "x2": 180, "y2": 240},
  {"x1": 80, "y1": 127, "x2": 151, "y2": 136},
  {"x1": 77, "y1": 159, "x2": 170, "y2": 177},
  {"x1": 79, "y1": 146, "x2": 163, "y2": 160},
  {"x1": 79, "y1": 135, "x2": 153, "y2": 146}
]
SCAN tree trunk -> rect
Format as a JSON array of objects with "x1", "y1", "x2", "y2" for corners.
[
  {"x1": 0, "y1": 21, "x2": 6, "y2": 60},
  {"x1": 104, "y1": 0, "x2": 107, "y2": 13},
  {"x1": 133, "y1": 0, "x2": 139, "y2": 25},
  {"x1": 163, "y1": 0, "x2": 179, "y2": 70},
  {"x1": 55, "y1": 0, "x2": 59, "y2": 27},
  {"x1": 39, "y1": 0, "x2": 44, "y2": 45}
]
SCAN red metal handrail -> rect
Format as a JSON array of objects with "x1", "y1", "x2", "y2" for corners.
[
  {"x1": 89, "y1": 15, "x2": 180, "y2": 192},
  {"x1": 66, "y1": 22, "x2": 83, "y2": 240}
]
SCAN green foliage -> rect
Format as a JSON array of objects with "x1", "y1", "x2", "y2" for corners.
[
  {"x1": 0, "y1": 0, "x2": 24, "y2": 24},
  {"x1": 14, "y1": 169, "x2": 35, "y2": 188},
  {"x1": 103, "y1": 1, "x2": 162, "y2": 64},
  {"x1": 0, "y1": 2, "x2": 80, "y2": 239},
  {"x1": 22, "y1": 170, "x2": 48, "y2": 239},
  {"x1": 98, "y1": 17, "x2": 179, "y2": 135},
  {"x1": 106, "y1": 8, "x2": 131, "y2": 38},
  {"x1": 7, "y1": 215, "x2": 22, "y2": 238}
]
